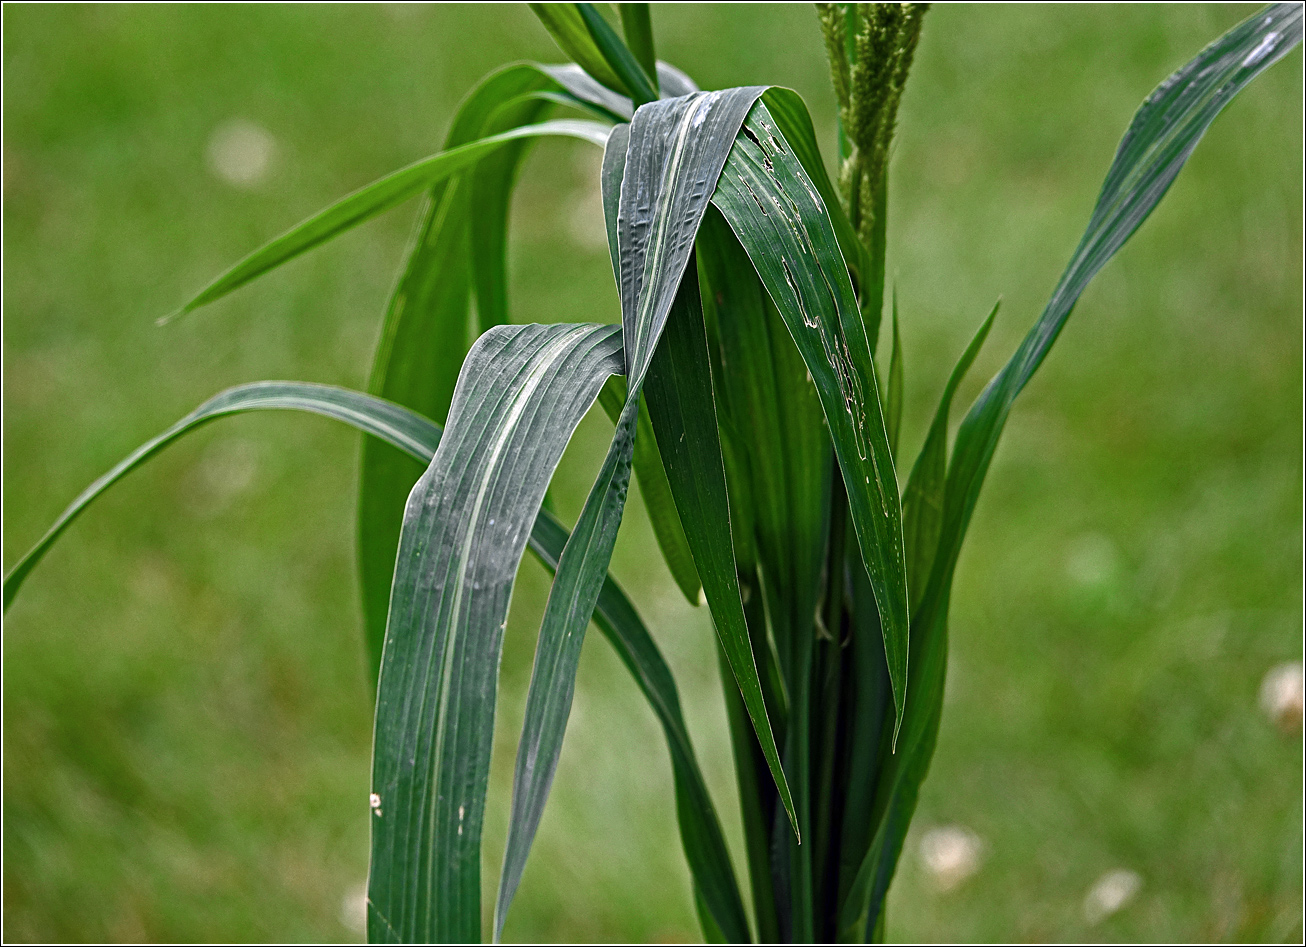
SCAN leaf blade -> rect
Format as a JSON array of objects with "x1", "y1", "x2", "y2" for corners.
[
  {"x1": 843, "y1": 7, "x2": 1302, "y2": 936},
  {"x1": 711, "y1": 99, "x2": 911, "y2": 739},
  {"x1": 368, "y1": 323, "x2": 622, "y2": 943},
  {"x1": 172, "y1": 119, "x2": 609, "y2": 318}
]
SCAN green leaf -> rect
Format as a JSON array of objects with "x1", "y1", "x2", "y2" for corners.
[
  {"x1": 169, "y1": 119, "x2": 609, "y2": 319},
  {"x1": 368, "y1": 323, "x2": 622, "y2": 944},
  {"x1": 694, "y1": 205, "x2": 825, "y2": 940},
  {"x1": 576, "y1": 3, "x2": 658, "y2": 106},
  {"x1": 497, "y1": 89, "x2": 786, "y2": 940},
  {"x1": 711, "y1": 99, "x2": 910, "y2": 741},
  {"x1": 641, "y1": 261, "x2": 774, "y2": 938},
  {"x1": 900, "y1": 302, "x2": 996, "y2": 612},
  {"x1": 2, "y1": 382, "x2": 438, "y2": 612},
  {"x1": 757, "y1": 87, "x2": 872, "y2": 302},
  {"x1": 618, "y1": 88, "x2": 797, "y2": 831},
  {"x1": 596, "y1": 120, "x2": 705, "y2": 609},
  {"x1": 618, "y1": 4, "x2": 658, "y2": 92},
  {"x1": 530, "y1": 3, "x2": 629, "y2": 96},
  {"x1": 597, "y1": 377, "x2": 702, "y2": 605},
  {"x1": 842, "y1": 6, "x2": 1302, "y2": 937},
  {"x1": 359, "y1": 66, "x2": 566, "y2": 679},
  {"x1": 1, "y1": 376, "x2": 743, "y2": 947},
  {"x1": 884, "y1": 290, "x2": 903, "y2": 457}
]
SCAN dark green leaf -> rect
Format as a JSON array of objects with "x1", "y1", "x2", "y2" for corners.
[
  {"x1": 711, "y1": 99, "x2": 910, "y2": 740},
  {"x1": 618, "y1": 4, "x2": 658, "y2": 92},
  {"x1": 576, "y1": 3, "x2": 657, "y2": 106},
  {"x1": 497, "y1": 89, "x2": 783, "y2": 940},
  {"x1": 368, "y1": 323, "x2": 622, "y2": 944}
]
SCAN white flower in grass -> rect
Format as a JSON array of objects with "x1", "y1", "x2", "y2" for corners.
[
  {"x1": 1259, "y1": 661, "x2": 1303, "y2": 734},
  {"x1": 207, "y1": 118, "x2": 276, "y2": 189},
  {"x1": 1083, "y1": 868, "x2": 1141, "y2": 925},
  {"x1": 918, "y1": 824, "x2": 983, "y2": 891}
]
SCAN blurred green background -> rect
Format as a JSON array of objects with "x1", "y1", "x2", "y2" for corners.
[{"x1": 3, "y1": 3, "x2": 1301, "y2": 942}]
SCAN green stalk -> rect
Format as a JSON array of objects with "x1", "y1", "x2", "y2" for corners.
[
  {"x1": 717, "y1": 659, "x2": 769, "y2": 942},
  {"x1": 810, "y1": 473, "x2": 849, "y2": 937}
]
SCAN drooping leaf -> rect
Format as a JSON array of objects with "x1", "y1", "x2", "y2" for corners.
[
  {"x1": 496, "y1": 88, "x2": 795, "y2": 940},
  {"x1": 711, "y1": 99, "x2": 910, "y2": 739},
  {"x1": 696, "y1": 204, "x2": 831, "y2": 941},
  {"x1": 3, "y1": 382, "x2": 438, "y2": 612},
  {"x1": 169, "y1": 119, "x2": 609, "y2": 319},
  {"x1": 615, "y1": 88, "x2": 796, "y2": 831},
  {"x1": 841, "y1": 7, "x2": 1303, "y2": 937},
  {"x1": 596, "y1": 125, "x2": 705, "y2": 607},
  {"x1": 368, "y1": 323, "x2": 622, "y2": 944},
  {"x1": 1, "y1": 377, "x2": 742, "y2": 947}
]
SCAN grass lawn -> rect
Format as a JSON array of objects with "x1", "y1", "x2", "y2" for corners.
[{"x1": 3, "y1": 4, "x2": 1301, "y2": 942}]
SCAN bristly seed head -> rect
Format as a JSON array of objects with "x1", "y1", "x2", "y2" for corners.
[{"x1": 818, "y1": 3, "x2": 929, "y2": 246}]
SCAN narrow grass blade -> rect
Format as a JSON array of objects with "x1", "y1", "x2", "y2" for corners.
[
  {"x1": 576, "y1": 3, "x2": 657, "y2": 106},
  {"x1": 900, "y1": 303, "x2": 996, "y2": 612},
  {"x1": 170, "y1": 119, "x2": 609, "y2": 319},
  {"x1": 618, "y1": 4, "x2": 658, "y2": 92},
  {"x1": 617, "y1": 89, "x2": 797, "y2": 836},
  {"x1": 2, "y1": 383, "x2": 439, "y2": 611},
  {"x1": 368, "y1": 323, "x2": 622, "y2": 944},
  {"x1": 843, "y1": 6, "x2": 1302, "y2": 936},
  {"x1": 712, "y1": 99, "x2": 910, "y2": 740},
  {"x1": 884, "y1": 291, "x2": 903, "y2": 457}
]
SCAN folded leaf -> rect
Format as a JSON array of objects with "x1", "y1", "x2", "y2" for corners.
[
  {"x1": 368, "y1": 323, "x2": 622, "y2": 944},
  {"x1": 496, "y1": 89, "x2": 783, "y2": 941},
  {"x1": 711, "y1": 99, "x2": 910, "y2": 740},
  {"x1": 360, "y1": 65, "x2": 563, "y2": 679}
]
